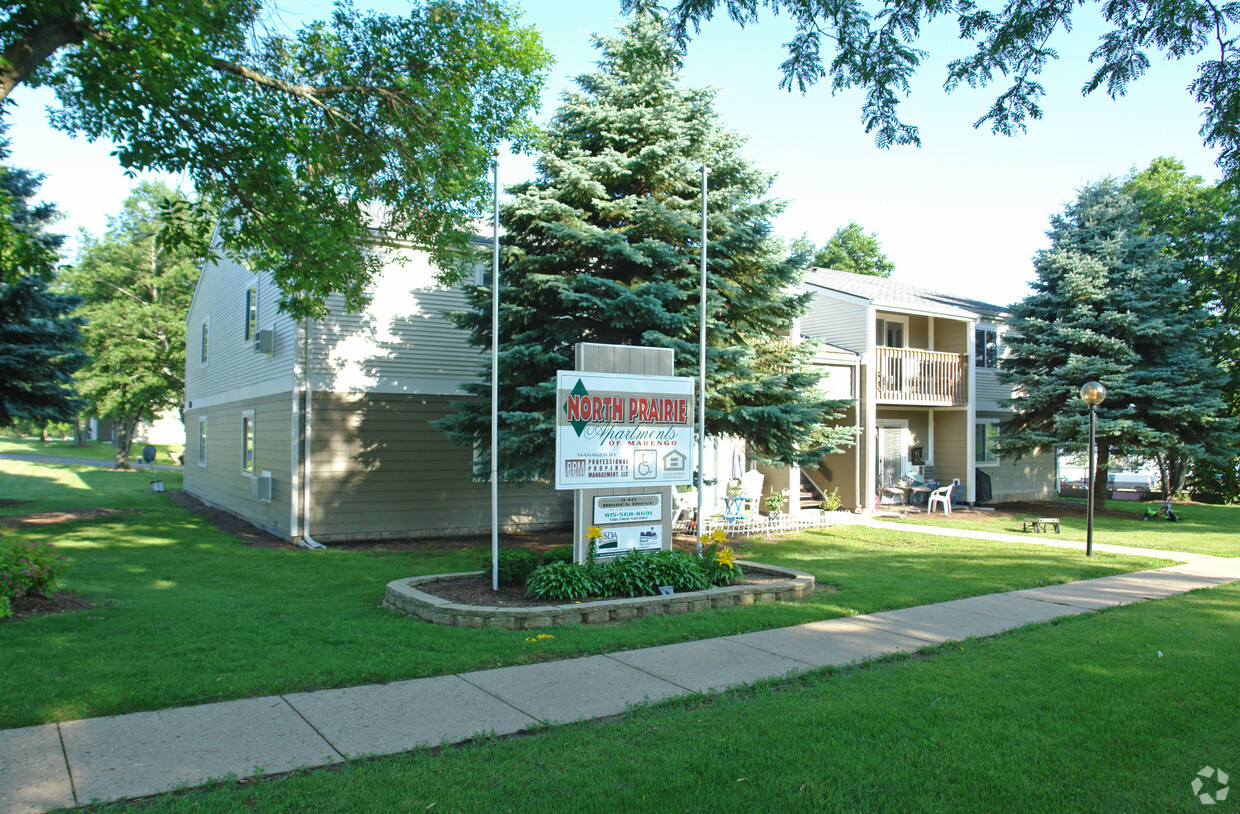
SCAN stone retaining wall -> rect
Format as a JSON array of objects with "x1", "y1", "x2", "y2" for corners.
[{"x1": 383, "y1": 561, "x2": 815, "y2": 630}]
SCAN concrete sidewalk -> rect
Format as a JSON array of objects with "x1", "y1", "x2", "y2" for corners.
[
  {"x1": 4, "y1": 555, "x2": 1238, "y2": 814},
  {"x1": 0, "y1": 453, "x2": 182, "y2": 471}
]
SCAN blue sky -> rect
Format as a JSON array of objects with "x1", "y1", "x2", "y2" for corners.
[{"x1": 4, "y1": 0, "x2": 1223, "y2": 306}]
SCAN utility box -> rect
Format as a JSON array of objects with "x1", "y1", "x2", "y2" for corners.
[
  {"x1": 254, "y1": 329, "x2": 274, "y2": 354},
  {"x1": 251, "y1": 472, "x2": 273, "y2": 502}
]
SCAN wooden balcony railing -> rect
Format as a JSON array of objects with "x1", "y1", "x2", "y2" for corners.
[{"x1": 875, "y1": 347, "x2": 967, "y2": 405}]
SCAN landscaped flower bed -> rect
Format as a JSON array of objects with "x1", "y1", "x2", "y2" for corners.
[{"x1": 383, "y1": 560, "x2": 815, "y2": 630}]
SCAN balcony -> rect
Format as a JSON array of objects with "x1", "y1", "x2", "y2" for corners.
[{"x1": 875, "y1": 347, "x2": 967, "y2": 406}]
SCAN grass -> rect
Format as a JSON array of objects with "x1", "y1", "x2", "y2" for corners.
[
  {"x1": 0, "y1": 435, "x2": 184, "y2": 465},
  {"x1": 896, "y1": 497, "x2": 1240, "y2": 557},
  {"x1": 1, "y1": 456, "x2": 1173, "y2": 730},
  {"x1": 78, "y1": 583, "x2": 1240, "y2": 813}
]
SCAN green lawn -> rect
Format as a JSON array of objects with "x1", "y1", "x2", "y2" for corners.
[
  {"x1": 77, "y1": 583, "x2": 1240, "y2": 814},
  {"x1": 896, "y1": 498, "x2": 1240, "y2": 557},
  {"x1": 0, "y1": 436, "x2": 184, "y2": 465},
  {"x1": 1, "y1": 456, "x2": 1172, "y2": 729}
]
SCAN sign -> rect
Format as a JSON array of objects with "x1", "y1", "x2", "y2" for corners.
[
  {"x1": 555, "y1": 371, "x2": 694, "y2": 489},
  {"x1": 594, "y1": 524, "x2": 662, "y2": 557},
  {"x1": 593, "y1": 494, "x2": 663, "y2": 525}
]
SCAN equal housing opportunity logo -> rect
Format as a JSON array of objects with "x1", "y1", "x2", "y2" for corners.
[{"x1": 1193, "y1": 766, "x2": 1230, "y2": 805}]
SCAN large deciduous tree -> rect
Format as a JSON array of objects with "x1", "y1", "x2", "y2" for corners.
[
  {"x1": 624, "y1": 0, "x2": 1240, "y2": 178},
  {"x1": 812, "y1": 221, "x2": 895, "y2": 277},
  {"x1": 999, "y1": 179, "x2": 1237, "y2": 508},
  {"x1": 0, "y1": 133, "x2": 85, "y2": 427},
  {"x1": 2, "y1": 0, "x2": 551, "y2": 319},
  {"x1": 438, "y1": 15, "x2": 854, "y2": 482},
  {"x1": 61, "y1": 182, "x2": 200, "y2": 468}
]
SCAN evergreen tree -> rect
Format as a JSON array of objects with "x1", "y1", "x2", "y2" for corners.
[
  {"x1": 812, "y1": 221, "x2": 895, "y2": 277},
  {"x1": 999, "y1": 179, "x2": 1237, "y2": 508},
  {"x1": 439, "y1": 16, "x2": 853, "y2": 482},
  {"x1": 1124, "y1": 158, "x2": 1240, "y2": 499},
  {"x1": 0, "y1": 135, "x2": 85, "y2": 426},
  {"x1": 61, "y1": 183, "x2": 200, "y2": 468}
]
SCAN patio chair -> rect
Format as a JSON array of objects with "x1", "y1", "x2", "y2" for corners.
[
  {"x1": 739, "y1": 470, "x2": 764, "y2": 515},
  {"x1": 927, "y1": 484, "x2": 953, "y2": 515}
]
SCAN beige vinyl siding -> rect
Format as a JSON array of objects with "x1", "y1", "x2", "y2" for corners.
[
  {"x1": 800, "y1": 294, "x2": 868, "y2": 353},
  {"x1": 307, "y1": 253, "x2": 484, "y2": 395},
  {"x1": 934, "y1": 318, "x2": 969, "y2": 354},
  {"x1": 811, "y1": 404, "x2": 859, "y2": 509},
  {"x1": 975, "y1": 368, "x2": 1011, "y2": 412},
  {"x1": 307, "y1": 392, "x2": 571, "y2": 540},
  {"x1": 930, "y1": 410, "x2": 969, "y2": 490},
  {"x1": 183, "y1": 392, "x2": 293, "y2": 538},
  {"x1": 185, "y1": 253, "x2": 297, "y2": 404},
  {"x1": 982, "y1": 449, "x2": 1057, "y2": 502}
]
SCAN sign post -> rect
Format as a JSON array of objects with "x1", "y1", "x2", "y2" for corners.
[{"x1": 555, "y1": 345, "x2": 694, "y2": 563}]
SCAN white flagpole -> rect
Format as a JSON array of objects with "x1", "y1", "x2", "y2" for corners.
[
  {"x1": 697, "y1": 165, "x2": 708, "y2": 556},
  {"x1": 491, "y1": 153, "x2": 500, "y2": 591}
]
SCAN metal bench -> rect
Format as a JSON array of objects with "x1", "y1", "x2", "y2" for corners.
[{"x1": 1022, "y1": 517, "x2": 1061, "y2": 533}]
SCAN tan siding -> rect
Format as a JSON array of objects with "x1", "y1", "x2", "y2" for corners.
[
  {"x1": 185, "y1": 255, "x2": 297, "y2": 404},
  {"x1": 975, "y1": 369, "x2": 1010, "y2": 412},
  {"x1": 800, "y1": 294, "x2": 868, "y2": 352},
  {"x1": 183, "y1": 392, "x2": 293, "y2": 538},
  {"x1": 934, "y1": 318, "x2": 968, "y2": 354},
  {"x1": 307, "y1": 392, "x2": 571, "y2": 540},
  {"x1": 931, "y1": 410, "x2": 969, "y2": 489},
  {"x1": 907, "y1": 314, "x2": 929, "y2": 349},
  {"x1": 812, "y1": 404, "x2": 860, "y2": 509},
  {"x1": 308, "y1": 251, "x2": 485, "y2": 395}
]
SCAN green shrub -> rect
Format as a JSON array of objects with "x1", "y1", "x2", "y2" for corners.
[
  {"x1": 0, "y1": 539, "x2": 71, "y2": 620},
  {"x1": 496, "y1": 549, "x2": 540, "y2": 586},
  {"x1": 820, "y1": 488, "x2": 843, "y2": 512},
  {"x1": 525, "y1": 560, "x2": 598, "y2": 601},
  {"x1": 594, "y1": 550, "x2": 711, "y2": 597},
  {"x1": 701, "y1": 543, "x2": 744, "y2": 586},
  {"x1": 542, "y1": 546, "x2": 574, "y2": 565}
]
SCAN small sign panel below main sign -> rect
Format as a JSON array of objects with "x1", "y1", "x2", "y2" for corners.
[
  {"x1": 593, "y1": 494, "x2": 663, "y2": 525},
  {"x1": 555, "y1": 371, "x2": 694, "y2": 489}
]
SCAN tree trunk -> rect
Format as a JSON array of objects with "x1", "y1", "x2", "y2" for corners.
[
  {"x1": 0, "y1": 17, "x2": 87, "y2": 103},
  {"x1": 1092, "y1": 441, "x2": 1111, "y2": 512},
  {"x1": 72, "y1": 415, "x2": 88, "y2": 447},
  {"x1": 113, "y1": 417, "x2": 138, "y2": 469}
]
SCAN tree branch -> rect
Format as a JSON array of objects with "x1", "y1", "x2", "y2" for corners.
[{"x1": 0, "y1": 16, "x2": 88, "y2": 103}]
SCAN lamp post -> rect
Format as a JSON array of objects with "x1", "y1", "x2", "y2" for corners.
[{"x1": 1079, "y1": 381, "x2": 1107, "y2": 557}]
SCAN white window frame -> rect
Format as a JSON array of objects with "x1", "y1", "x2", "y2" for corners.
[
  {"x1": 244, "y1": 284, "x2": 258, "y2": 342},
  {"x1": 876, "y1": 316, "x2": 908, "y2": 348},
  {"x1": 197, "y1": 417, "x2": 208, "y2": 467},
  {"x1": 241, "y1": 410, "x2": 255, "y2": 475},
  {"x1": 975, "y1": 326, "x2": 1000, "y2": 369},
  {"x1": 200, "y1": 317, "x2": 210, "y2": 365},
  {"x1": 975, "y1": 419, "x2": 1000, "y2": 466}
]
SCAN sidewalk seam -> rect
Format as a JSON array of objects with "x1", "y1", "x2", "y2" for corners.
[
  {"x1": 55, "y1": 723, "x2": 77, "y2": 808},
  {"x1": 453, "y1": 674, "x2": 551, "y2": 726},
  {"x1": 277, "y1": 696, "x2": 345, "y2": 761}
]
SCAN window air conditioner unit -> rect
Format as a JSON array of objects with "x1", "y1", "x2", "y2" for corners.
[
  {"x1": 251, "y1": 472, "x2": 273, "y2": 502},
  {"x1": 254, "y1": 329, "x2": 274, "y2": 354}
]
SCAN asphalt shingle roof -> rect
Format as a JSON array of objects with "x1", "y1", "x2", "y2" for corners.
[{"x1": 802, "y1": 268, "x2": 1008, "y2": 319}]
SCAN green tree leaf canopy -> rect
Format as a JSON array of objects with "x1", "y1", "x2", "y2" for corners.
[
  {"x1": 61, "y1": 182, "x2": 200, "y2": 467},
  {"x1": 437, "y1": 15, "x2": 854, "y2": 482},
  {"x1": 2, "y1": 0, "x2": 552, "y2": 319},
  {"x1": 623, "y1": 0, "x2": 1240, "y2": 178}
]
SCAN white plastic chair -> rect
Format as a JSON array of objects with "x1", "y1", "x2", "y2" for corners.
[
  {"x1": 927, "y1": 484, "x2": 953, "y2": 515},
  {"x1": 740, "y1": 470, "x2": 765, "y2": 515}
]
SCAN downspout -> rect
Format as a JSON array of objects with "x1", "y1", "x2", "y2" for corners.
[
  {"x1": 299, "y1": 316, "x2": 326, "y2": 550},
  {"x1": 854, "y1": 362, "x2": 861, "y2": 510}
]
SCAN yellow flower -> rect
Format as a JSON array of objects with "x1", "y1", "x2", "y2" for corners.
[
  {"x1": 714, "y1": 547, "x2": 736, "y2": 568},
  {"x1": 710, "y1": 529, "x2": 727, "y2": 544},
  {"x1": 525, "y1": 633, "x2": 555, "y2": 642},
  {"x1": 584, "y1": 526, "x2": 603, "y2": 541}
]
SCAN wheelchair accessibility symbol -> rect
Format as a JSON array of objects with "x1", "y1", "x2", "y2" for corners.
[{"x1": 634, "y1": 449, "x2": 657, "y2": 479}]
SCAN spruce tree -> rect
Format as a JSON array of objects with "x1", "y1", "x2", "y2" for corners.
[
  {"x1": 999, "y1": 179, "x2": 1237, "y2": 508},
  {"x1": 439, "y1": 16, "x2": 852, "y2": 481}
]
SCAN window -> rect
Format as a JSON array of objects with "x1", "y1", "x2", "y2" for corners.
[
  {"x1": 197, "y1": 418, "x2": 208, "y2": 467},
  {"x1": 241, "y1": 412, "x2": 255, "y2": 474},
  {"x1": 244, "y1": 286, "x2": 258, "y2": 342},
  {"x1": 976, "y1": 422, "x2": 999, "y2": 464},
  {"x1": 975, "y1": 328, "x2": 999, "y2": 368},
  {"x1": 200, "y1": 318, "x2": 209, "y2": 364},
  {"x1": 876, "y1": 317, "x2": 906, "y2": 348}
]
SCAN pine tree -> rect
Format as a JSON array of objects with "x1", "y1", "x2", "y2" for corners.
[
  {"x1": 0, "y1": 134, "x2": 86, "y2": 427},
  {"x1": 999, "y1": 179, "x2": 1237, "y2": 508},
  {"x1": 439, "y1": 16, "x2": 852, "y2": 481}
]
